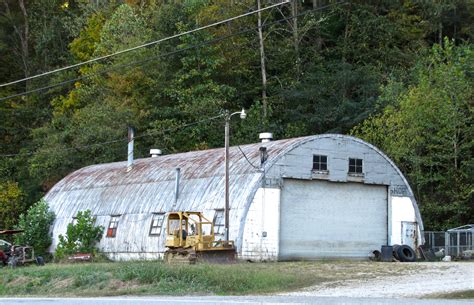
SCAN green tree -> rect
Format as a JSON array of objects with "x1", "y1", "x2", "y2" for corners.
[
  {"x1": 15, "y1": 198, "x2": 55, "y2": 256},
  {"x1": 55, "y1": 210, "x2": 103, "y2": 258},
  {"x1": 353, "y1": 40, "x2": 473, "y2": 230},
  {"x1": 142, "y1": 1, "x2": 242, "y2": 152},
  {"x1": 2, "y1": 0, "x2": 474, "y2": 229},
  {"x1": 0, "y1": 181, "x2": 25, "y2": 229},
  {"x1": 29, "y1": 4, "x2": 154, "y2": 186}
]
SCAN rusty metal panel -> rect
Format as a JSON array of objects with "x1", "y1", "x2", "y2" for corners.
[
  {"x1": 45, "y1": 134, "x2": 423, "y2": 259},
  {"x1": 46, "y1": 137, "x2": 303, "y2": 255}
]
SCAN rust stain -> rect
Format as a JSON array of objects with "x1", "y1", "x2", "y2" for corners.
[
  {"x1": 45, "y1": 136, "x2": 311, "y2": 254},
  {"x1": 49, "y1": 137, "x2": 304, "y2": 194}
]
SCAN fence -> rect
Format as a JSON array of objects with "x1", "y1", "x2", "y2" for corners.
[{"x1": 424, "y1": 227, "x2": 473, "y2": 257}]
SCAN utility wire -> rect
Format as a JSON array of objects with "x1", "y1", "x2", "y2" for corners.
[
  {"x1": 0, "y1": 1, "x2": 346, "y2": 157},
  {"x1": 0, "y1": 1, "x2": 345, "y2": 102},
  {"x1": 0, "y1": 1, "x2": 290, "y2": 89},
  {"x1": 134, "y1": 114, "x2": 224, "y2": 140},
  {"x1": 0, "y1": 138, "x2": 126, "y2": 158},
  {"x1": 0, "y1": 26, "x2": 254, "y2": 102},
  {"x1": 237, "y1": 145, "x2": 260, "y2": 170},
  {"x1": 0, "y1": 114, "x2": 225, "y2": 158}
]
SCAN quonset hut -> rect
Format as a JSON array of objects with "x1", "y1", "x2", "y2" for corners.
[{"x1": 46, "y1": 134, "x2": 424, "y2": 261}]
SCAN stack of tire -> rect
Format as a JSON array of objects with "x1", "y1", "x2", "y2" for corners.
[{"x1": 393, "y1": 244, "x2": 416, "y2": 262}]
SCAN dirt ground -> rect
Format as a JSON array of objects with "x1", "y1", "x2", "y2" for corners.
[{"x1": 281, "y1": 262, "x2": 474, "y2": 298}]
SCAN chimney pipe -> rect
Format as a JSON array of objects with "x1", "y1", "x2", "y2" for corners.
[
  {"x1": 175, "y1": 168, "x2": 180, "y2": 204},
  {"x1": 259, "y1": 132, "x2": 273, "y2": 143},
  {"x1": 259, "y1": 146, "x2": 268, "y2": 165},
  {"x1": 127, "y1": 126, "x2": 134, "y2": 172}
]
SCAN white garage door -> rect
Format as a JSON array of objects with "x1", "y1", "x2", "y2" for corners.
[{"x1": 279, "y1": 179, "x2": 387, "y2": 260}]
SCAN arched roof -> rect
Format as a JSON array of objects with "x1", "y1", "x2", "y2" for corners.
[
  {"x1": 45, "y1": 136, "x2": 303, "y2": 219},
  {"x1": 46, "y1": 134, "x2": 423, "y2": 237}
]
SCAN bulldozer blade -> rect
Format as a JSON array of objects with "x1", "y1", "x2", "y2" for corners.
[{"x1": 196, "y1": 249, "x2": 236, "y2": 264}]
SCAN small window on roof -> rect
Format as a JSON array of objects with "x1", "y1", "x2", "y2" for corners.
[
  {"x1": 313, "y1": 155, "x2": 328, "y2": 171},
  {"x1": 349, "y1": 158, "x2": 363, "y2": 174},
  {"x1": 149, "y1": 213, "x2": 165, "y2": 236},
  {"x1": 106, "y1": 215, "x2": 120, "y2": 238},
  {"x1": 213, "y1": 209, "x2": 224, "y2": 236}
]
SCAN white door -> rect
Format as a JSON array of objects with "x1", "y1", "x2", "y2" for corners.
[
  {"x1": 279, "y1": 179, "x2": 388, "y2": 260},
  {"x1": 401, "y1": 221, "x2": 417, "y2": 249}
]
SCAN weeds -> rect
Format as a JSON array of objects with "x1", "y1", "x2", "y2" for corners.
[
  {"x1": 0, "y1": 261, "x2": 313, "y2": 296},
  {"x1": 1, "y1": 260, "x2": 419, "y2": 297}
]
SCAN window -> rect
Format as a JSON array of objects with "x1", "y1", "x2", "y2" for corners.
[
  {"x1": 213, "y1": 209, "x2": 224, "y2": 236},
  {"x1": 149, "y1": 213, "x2": 165, "y2": 236},
  {"x1": 313, "y1": 155, "x2": 328, "y2": 171},
  {"x1": 106, "y1": 215, "x2": 120, "y2": 238},
  {"x1": 349, "y1": 158, "x2": 363, "y2": 174}
]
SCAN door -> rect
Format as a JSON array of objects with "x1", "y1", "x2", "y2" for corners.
[
  {"x1": 401, "y1": 221, "x2": 417, "y2": 249},
  {"x1": 279, "y1": 179, "x2": 388, "y2": 260}
]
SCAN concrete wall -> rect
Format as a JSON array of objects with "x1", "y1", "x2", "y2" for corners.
[
  {"x1": 241, "y1": 188, "x2": 280, "y2": 261},
  {"x1": 390, "y1": 196, "x2": 419, "y2": 245}
]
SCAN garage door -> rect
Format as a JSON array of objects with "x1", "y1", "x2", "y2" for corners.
[{"x1": 279, "y1": 179, "x2": 387, "y2": 260}]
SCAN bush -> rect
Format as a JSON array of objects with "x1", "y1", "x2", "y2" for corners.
[
  {"x1": 15, "y1": 198, "x2": 55, "y2": 257},
  {"x1": 55, "y1": 210, "x2": 103, "y2": 259}
]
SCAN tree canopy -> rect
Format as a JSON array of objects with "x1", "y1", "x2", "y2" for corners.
[
  {"x1": 353, "y1": 40, "x2": 473, "y2": 230},
  {"x1": 0, "y1": 0, "x2": 473, "y2": 230}
]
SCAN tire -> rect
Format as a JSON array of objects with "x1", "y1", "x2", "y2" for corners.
[
  {"x1": 370, "y1": 250, "x2": 381, "y2": 261},
  {"x1": 36, "y1": 256, "x2": 45, "y2": 266},
  {"x1": 392, "y1": 244, "x2": 401, "y2": 261},
  {"x1": 397, "y1": 245, "x2": 416, "y2": 262}
]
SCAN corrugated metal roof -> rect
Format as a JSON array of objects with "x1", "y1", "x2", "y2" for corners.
[
  {"x1": 46, "y1": 136, "x2": 305, "y2": 219},
  {"x1": 46, "y1": 134, "x2": 423, "y2": 256}
]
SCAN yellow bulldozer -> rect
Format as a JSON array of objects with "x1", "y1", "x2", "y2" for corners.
[{"x1": 164, "y1": 211, "x2": 236, "y2": 264}]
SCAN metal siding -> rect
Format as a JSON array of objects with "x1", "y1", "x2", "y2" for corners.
[
  {"x1": 46, "y1": 134, "x2": 422, "y2": 260},
  {"x1": 279, "y1": 179, "x2": 388, "y2": 259}
]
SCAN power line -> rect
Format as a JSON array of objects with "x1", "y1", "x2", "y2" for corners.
[
  {"x1": 0, "y1": 114, "x2": 225, "y2": 158},
  {"x1": 0, "y1": 1, "x2": 346, "y2": 102},
  {"x1": 134, "y1": 114, "x2": 225, "y2": 140},
  {"x1": 0, "y1": 138, "x2": 126, "y2": 158},
  {"x1": 237, "y1": 145, "x2": 260, "y2": 170},
  {"x1": 0, "y1": 1, "x2": 290, "y2": 89},
  {"x1": 0, "y1": 1, "x2": 346, "y2": 158},
  {"x1": 0, "y1": 26, "x2": 253, "y2": 102}
]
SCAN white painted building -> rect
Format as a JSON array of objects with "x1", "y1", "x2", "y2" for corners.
[{"x1": 46, "y1": 134, "x2": 423, "y2": 261}]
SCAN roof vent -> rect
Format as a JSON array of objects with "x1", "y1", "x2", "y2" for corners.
[
  {"x1": 127, "y1": 127, "x2": 134, "y2": 172},
  {"x1": 150, "y1": 149, "x2": 162, "y2": 158},
  {"x1": 259, "y1": 132, "x2": 273, "y2": 143}
]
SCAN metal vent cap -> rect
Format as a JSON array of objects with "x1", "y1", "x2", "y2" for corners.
[
  {"x1": 150, "y1": 149, "x2": 162, "y2": 157},
  {"x1": 259, "y1": 132, "x2": 273, "y2": 143}
]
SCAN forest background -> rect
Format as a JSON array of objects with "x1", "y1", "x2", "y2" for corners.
[{"x1": 0, "y1": 0, "x2": 472, "y2": 231}]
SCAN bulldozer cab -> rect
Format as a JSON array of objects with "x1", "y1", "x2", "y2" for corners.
[{"x1": 165, "y1": 212, "x2": 215, "y2": 250}]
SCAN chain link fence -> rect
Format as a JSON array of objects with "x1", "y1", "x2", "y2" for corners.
[{"x1": 424, "y1": 225, "x2": 473, "y2": 257}]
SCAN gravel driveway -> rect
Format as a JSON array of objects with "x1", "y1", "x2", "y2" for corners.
[{"x1": 281, "y1": 262, "x2": 474, "y2": 298}]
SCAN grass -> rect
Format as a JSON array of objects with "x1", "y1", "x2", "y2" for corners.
[
  {"x1": 0, "y1": 260, "x2": 428, "y2": 297},
  {"x1": 0, "y1": 261, "x2": 321, "y2": 296}
]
